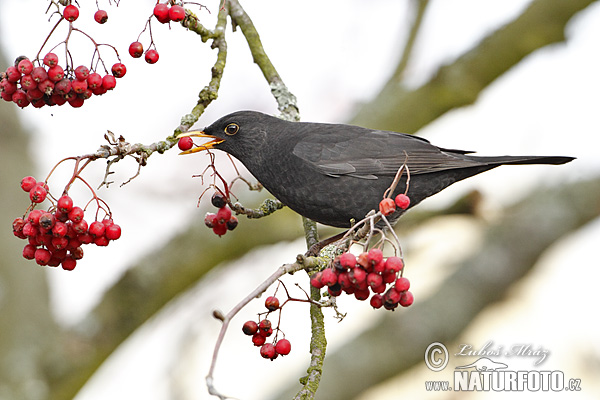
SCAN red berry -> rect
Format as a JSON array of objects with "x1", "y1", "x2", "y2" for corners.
[
  {"x1": 111, "y1": 63, "x2": 126, "y2": 78},
  {"x1": 91, "y1": 85, "x2": 107, "y2": 96},
  {"x1": 258, "y1": 319, "x2": 272, "y2": 335},
  {"x1": 73, "y1": 220, "x2": 88, "y2": 235},
  {"x1": 275, "y1": 339, "x2": 291, "y2": 356},
  {"x1": 74, "y1": 65, "x2": 89, "y2": 81},
  {"x1": 252, "y1": 333, "x2": 266, "y2": 346},
  {"x1": 153, "y1": 4, "x2": 171, "y2": 23},
  {"x1": 354, "y1": 287, "x2": 370, "y2": 301},
  {"x1": 54, "y1": 78, "x2": 72, "y2": 95},
  {"x1": 22, "y1": 222, "x2": 38, "y2": 237},
  {"x1": 367, "y1": 248, "x2": 384, "y2": 266},
  {"x1": 62, "y1": 256, "x2": 77, "y2": 271},
  {"x1": 71, "y1": 79, "x2": 88, "y2": 94},
  {"x1": 128, "y1": 41, "x2": 144, "y2": 58},
  {"x1": 264, "y1": 296, "x2": 280, "y2": 311},
  {"x1": 94, "y1": 10, "x2": 108, "y2": 24},
  {"x1": 78, "y1": 233, "x2": 93, "y2": 244},
  {"x1": 52, "y1": 236, "x2": 69, "y2": 250},
  {"x1": 178, "y1": 136, "x2": 193, "y2": 151},
  {"x1": 394, "y1": 277, "x2": 410, "y2": 292},
  {"x1": 145, "y1": 50, "x2": 159, "y2": 64},
  {"x1": 385, "y1": 256, "x2": 404, "y2": 274},
  {"x1": 87, "y1": 73, "x2": 102, "y2": 89},
  {"x1": 370, "y1": 294, "x2": 384, "y2": 309},
  {"x1": 212, "y1": 222, "x2": 227, "y2": 236},
  {"x1": 31, "y1": 67, "x2": 48, "y2": 83},
  {"x1": 68, "y1": 96, "x2": 84, "y2": 108},
  {"x1": 20, "y1": 176, "x2": 37, "y2": 192},
  {"x1": 395, "y1": 194, "x2": 410, "y2": 210},
  {"x1": 102, "y1": 74, "x2": 116, "y2": 90},
  {"x1": 204, "y1": 213, "x2": 217, "y2": 228},
  {"x1": 216, "y1": 206, "x2": 231, "y2": 224},
  {"x1": 6, "y1": 66, "x2": 21, "y2": 82},
  {"x1": 12, "y1": 217, "x2": 26, "y2": 238},
  {"x1": 89, "y1": 221, "x2": 105, "y2": 237},
  {"x1": 379, "y1": 198, "x2": 396, "y2": 216},
  {"x1": 37, "y1": 79, "x2": 54, "y2": 95},
  {"x1": 17, "y1": 59, "x2": 33, "y2": 75},
  {"x1": 242, "y1": 320, "x2": 258, "y2": 336},
  {"x1": 27, "y1": 87, "x2": 44, "y2": 100},
  {"x1": 52, "y1": 221, "x2": 68, "y2": 237},
  {"x1": 70, "y1": 246, "x2": 84, "y2": 260},
  {"x1": 47, "y1": 65, "x2": 65, "y2": 82},
  {"x1": 57, "y1": 195, "x2": 74, "y2": 213},
  {"x1": 339, "y1": 252, "x2": 356, "y2": 269},
  {"x1": 320, "y1": 268, "x2": 338, "y2": 286},
  {"x1": 399, "y1": 290, "x2": 414, "y2": 307},
  {"x1": 105, "y1": 224, "x2": 121, "y2": 240},
  {"x1": 372, "y1": 282, "x2": 387, "y2": 294},
  {"x1": 34, "y1": 248, "x2": 52, "y2": 265},
  {"x1": 373, "y1": 260, "x2": 385, "y2": 274},
  {"x1": 1, "y1": 80, "x2": 17, "y2": 96},
  {"x1": 68, "y1": 206, "x2": 84, "y2": 222},
  {"x1": 64, "y1": 5, "x2": 79, "y2": 22},
  {"x1": 29, "y1": 184, "x2": 47, "y2": 203},
  {"x1": 43, "y1": 53, "x2": 59, "y2": 67},
  {"x1": 310, "y1": 272, "x2": 324, "y2": 289},
  {"x1": 382, "y1": 269, "x2": 396, "y2": 284},
  {"x1": 260, "y1": 343, "x2": 277, "y2": 360},
  {"x1": 23, "y1": 244, "x2": 37, "y2": 260},
  {"x1": 384, "y1": 287, "x2": 401, "y2": 305},
  {"x1": 12, "y1": 90, "x2": 29, "y2": 108},
  {"x1": 349, "y1": 267, "x2": 366, "y2": 285},
  {"x1": 169, "y1": 5, "x2": 185, "y2": 22},
  {"x1": 94, "y1": 236, "x2": 110, "y2": 246},
  {"x1": 366, "y1": 272, "x2": 383, "y2": 289}
]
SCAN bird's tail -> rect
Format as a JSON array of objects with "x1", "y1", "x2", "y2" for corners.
[{"x1": 463, "y1": 155, "x2": 575, "y2": 166}]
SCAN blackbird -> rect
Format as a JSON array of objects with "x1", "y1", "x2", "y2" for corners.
[{"x1": 179, "y1": 111, "x2": 574, "y2": 228}]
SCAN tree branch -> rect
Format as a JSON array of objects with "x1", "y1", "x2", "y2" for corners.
[{"x1": 351, "y1": 0, "x2": 598, "y2": 133}]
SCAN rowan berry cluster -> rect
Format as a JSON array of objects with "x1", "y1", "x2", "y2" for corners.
[
  {"x1": 12, "y1": 176, "x2": 121, "y2": 271},
  {"x1": 310, "y1": 249, "x2": 414, "y2": 311},
  {"x1": 204, "y1": 193, "x2": 238, "y2": 236},
  {"x1": 241, "y1": 296, "x2": 292, "y2": 361},
  {"x1": 126, "y1": 3, "x2": 188, "y2": 65},
  {"x1": 0, "y1": 3, "x2": 124, "y2": 109}
]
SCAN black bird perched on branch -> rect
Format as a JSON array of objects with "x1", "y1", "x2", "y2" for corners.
[{"x1": 179, "y1": 111, "x2": 574, "y2": 228}]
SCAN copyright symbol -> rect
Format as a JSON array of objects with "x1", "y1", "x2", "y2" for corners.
[{"x1": 425, "y1": 342, "x2": 448, "y2": 372}]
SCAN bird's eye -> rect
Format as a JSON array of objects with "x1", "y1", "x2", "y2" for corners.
[{"x1": 224, "y1": 123, "x2": 239, "y2": 135}]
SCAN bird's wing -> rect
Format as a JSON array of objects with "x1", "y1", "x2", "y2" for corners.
[{"x1": 292, "y1": 128, "x2": 482, "y2": 179}]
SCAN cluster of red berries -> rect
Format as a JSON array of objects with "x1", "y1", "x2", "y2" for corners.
[
  {"x1": 0, "y1": 54, "x2": 123, "y2": 108},
  {"x1": 310, "y1": 249, "x2": 414, "y2": 311},
  {"x1": 204, "y1": 193, "x2": 238, "y2": 236},
  {"x1": 125, "y1": 3, "x2": 187, "y2": 65},
  {"x1": 242, "y1": 296, "x2": 292, "y2": 360},
  {"x1": 379, "y1": 193, "x2": 411, "y2": 216},
  {"x1": 12, "y1": 176, "x2": 121, "y2": 270},
  {"x1": 0, "y1": 4, "x2": 124, "y2": 109}
]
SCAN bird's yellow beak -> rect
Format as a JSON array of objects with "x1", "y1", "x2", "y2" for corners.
[{"x1": 176, "y1": 131, "x2": 225, "y2": 154}]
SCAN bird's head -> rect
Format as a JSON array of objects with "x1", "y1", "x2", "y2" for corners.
[{"x1": 176, "y1": 111, "x2": 273, "y2": 160}]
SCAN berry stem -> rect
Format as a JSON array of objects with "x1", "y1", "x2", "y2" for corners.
[{"x1": 34, "y1": 17, "x2": 65, "y2": 64}]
